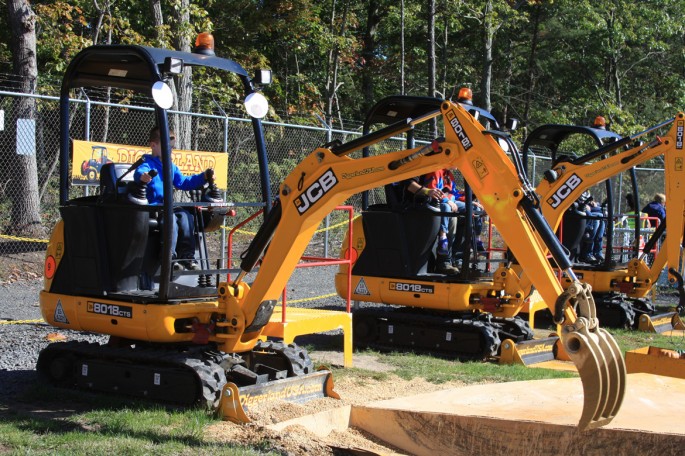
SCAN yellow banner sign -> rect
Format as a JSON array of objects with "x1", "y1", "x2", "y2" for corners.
[{"x1": 72, "y1": 140, "x2": 228, "y2": 189}]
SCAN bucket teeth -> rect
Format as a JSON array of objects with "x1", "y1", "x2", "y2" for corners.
[{"x1": 561, "y1": 283, "x2": 627, "y2": 430}]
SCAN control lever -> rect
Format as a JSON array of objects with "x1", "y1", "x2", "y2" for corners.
[{"x1": 127, "y1": 169, "x2": 157, "y2": 205}]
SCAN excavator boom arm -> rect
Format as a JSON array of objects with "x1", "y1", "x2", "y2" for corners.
[{"x1": 228, "y1": 100, "x2": 626, "y2": 429}]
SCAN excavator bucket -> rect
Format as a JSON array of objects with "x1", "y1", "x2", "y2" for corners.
[
  {"x1": 561, "y1": 321, "x2": 626, "y2": 429},
  {"x1": 554, "y1": 282, "x2": 626, "y2": 430},
  {"x1": 219, "y1": 369, "x2": 339, "y2": 424},
  {"x1": 637, "y1": 311, "x2": 685, "y2": 334}
]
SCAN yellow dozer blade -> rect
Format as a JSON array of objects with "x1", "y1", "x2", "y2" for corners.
[
  {"x1": 637, "y1": 311, "x2": 685, "y2": 334},
  {"x1": 219, "y1": 368, "x2": 339, "y2": 424},
  {"x1": 626, "y1": 346, "x2": 685, "y2": 379},
  {"x1": 499, "y1": 335, "x2": 576, "y2": 372}
]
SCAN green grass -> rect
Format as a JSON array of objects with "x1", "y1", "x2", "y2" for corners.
[
  {"x1": 610, "y1": 327, "x2": 685, "y2": 354},
  {"x1": 383, "y1": 351, "x2": 577, "y2": 383},
  {"x1": 0, "y1": 387, "x2": 279, "y2": 456}
]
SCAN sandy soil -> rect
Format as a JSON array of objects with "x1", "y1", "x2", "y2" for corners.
[{"x1": 204, "y1": 354, "x2": 468, "y2": 456}]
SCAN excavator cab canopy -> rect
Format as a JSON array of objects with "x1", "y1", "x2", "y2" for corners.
[
  {"x1": 523, "y1": 124, "x2": 622, "y2": 164},
  {"x1": 56, "y1": 44, "x2": 273, "y2": 302}
]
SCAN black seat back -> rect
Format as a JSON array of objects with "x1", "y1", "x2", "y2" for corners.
[
  {"x1": 560, "y1": 206, "x2": 587, "y2": 260},
  {"x1": 99, "y1": 163, "x2": 136, "y2": 201}
]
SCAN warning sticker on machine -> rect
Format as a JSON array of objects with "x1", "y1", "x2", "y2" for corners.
[
  {"x1": 389, "y1": 282, "x2": 434, "y2": 294},
  {"x1": 354, "y1": 278, "x2": 371, "y2": 296},
  {"x1": 54, "y1": 300, "x2": 69, "y2": 324}
]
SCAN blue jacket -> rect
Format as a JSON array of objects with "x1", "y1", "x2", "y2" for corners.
[
  {"x1": 641, "y1": 201, "x2": 666, "y2": 227},
  {"x1": 134, "y1": 154, "x2": 206, "y2": 205}
]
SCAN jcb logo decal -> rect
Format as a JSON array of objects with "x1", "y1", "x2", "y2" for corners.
[
  {"x1": 546, "y1": 173, "x2": 582, "y2": 209},
  {"x1": 294, "y1": 168, "x2": 338, "y2": 215},
  {"x1": 676, "y1": 120, "x2": 684, "y2": 150},
  {"x1": 446, "y1": 110, "x2": 473, "y2": 151}
]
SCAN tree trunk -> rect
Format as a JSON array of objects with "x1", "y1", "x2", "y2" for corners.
[
  {"x1": 325, "y1": 0, "x2": 352, "y2": 128},
  {"x1": 361, "y1": 0, "x2": 382, "y2": 115},
  {"x1": 400, "y1": 0, "x2": 405, "y2": 94},
  {"x1": 427, "y1": 0, "x2": 436, "y2": 98},
  {"x1": 522, "y1": 4, "x2": 541, "y2": 136},
  {"x1": 172, "y1": 0, "x2": 193, "y2": 150},
  {"x1": 481, "y1": 0, "x2": 494, "y2": 112},
  {"x1": 94, "y1": 1, "x2": 113, "y2": 143},
  {"x1": 6, "y1": 0, "x2": 43, "y2": 236},
  {"x1": 325, "y1": 0, "x2": 338, "y2": 126},
  {"x1": 149, "y1": 0, "x2": 165, "y2": 46},
  {"x1": 427, "y1": 0, "x2": 437, "y2": 134},
  {"x1": 606, "y1": 10, "x2": 623, "y2": 109}
]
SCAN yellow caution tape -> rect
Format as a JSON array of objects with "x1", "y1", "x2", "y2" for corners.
[
  {"x1": 0, "y1": 234, "x2": 49, "y2": 243},
  {"x1": 281, "y1": 293, "x2": 338, "y2": 305},
  {"x1": 0, "y1": 319, "x2": 45, "y2": 325}
]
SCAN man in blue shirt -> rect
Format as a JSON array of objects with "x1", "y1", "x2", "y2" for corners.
[
  {"x1": 642, "y1": 193, "x2": 666, "y2": 228},
  {"x1": 135, "y1": 126, "x2": 212, "y2": 271}
]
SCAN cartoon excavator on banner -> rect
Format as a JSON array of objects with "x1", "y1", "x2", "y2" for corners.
[{"x1": 38, "y1": 42, "x2": 624, "y2": 430}]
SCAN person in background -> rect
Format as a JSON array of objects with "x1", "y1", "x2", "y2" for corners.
[
  {"x1": 405, "y1": 170, "x2": 460, "y2": 275},
  {"x1": 642, "y1": 193, "x2": 666, "y2": 228},
  {"x1": 135, "y1": 126, "x2": 213, "y2": 271},
  {"x1": 578, "y1": 196, "x2": 605, "y2": 264}
]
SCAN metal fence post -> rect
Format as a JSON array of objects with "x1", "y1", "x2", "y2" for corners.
[
  {"x1": 323, "y1": 119, "x2": 333, "y2": 258},
  {"x1": 84, "y1": 94, "x2": 91, "y2": 196},
  {"x1": 220, "y1": 115, "x2": 229, "y2": 268}
]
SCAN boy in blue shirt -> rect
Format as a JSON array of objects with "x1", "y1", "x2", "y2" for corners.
[{"x1": 135, "y1": 126, "x2": 212, "y2": 271}]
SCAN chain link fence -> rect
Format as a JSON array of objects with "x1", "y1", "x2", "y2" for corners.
[{"x1": 0, "y1": 88, "x2": 667, "y2": 273}]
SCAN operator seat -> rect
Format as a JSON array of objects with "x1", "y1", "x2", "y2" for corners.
[
  {"x1": 560, "y1": 202, "x2": 587, "y2": 262},
  {"x1": 352, "y1": 182, "x2": 440, "y2": 277},
  {"x1": 98, "y1": 162, "x2": 154, "y2": 291}
]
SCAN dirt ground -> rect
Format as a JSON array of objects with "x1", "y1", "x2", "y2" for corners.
[{"x1": 204, "y1": 354, "x2": 468, "y2": 456}]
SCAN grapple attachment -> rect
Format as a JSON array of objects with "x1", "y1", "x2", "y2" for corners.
[{"x1": 558, "y1": 281, "x2": 627, "y2": 430}]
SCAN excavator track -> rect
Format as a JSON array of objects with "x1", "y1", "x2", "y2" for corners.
[
  {"x1": 593, "y1": 293, "x2": 682, "y2": 331},
  {"x1": 353, "y1": 308, "x2": 533, "y2": 360},
  {"x1": 37, "y1": 341, "x2": 227, "y2": 407},
  {"x1": 593, "y1": 293, "x2": 638, "y2": 329},
  {"x1": 37, "y1": 339, "x2": 316, "y2": 410}
]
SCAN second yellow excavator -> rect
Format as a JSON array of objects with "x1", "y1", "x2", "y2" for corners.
[
  {"x1": 324, "y1": 96, "x2": 625, "y2": 428},
  {"x1": 531, "y1": 115, "x2": 685, "y2": 330}
]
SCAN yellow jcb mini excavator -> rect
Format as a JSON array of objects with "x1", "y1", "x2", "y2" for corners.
[
  {"x1": 37, "y1": 41, "x2": 338, "y2": 422},
  {"x1": 322, "y1": 96, "x2": 624, "y2": 429},
  {"x1": 531, "y1": 115, "x2": 685, "y2": 331},
  {"x1": 251, "y1": 96, "x2": 624, "y2": 430},
  {"x1": 335, "y1": 96, "x2": 544, "y2": 363},
  {"x1": 38, "y1": 44, "x2": 625, "y2": 428}
]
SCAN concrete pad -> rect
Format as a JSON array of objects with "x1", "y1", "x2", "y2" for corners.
[{"x1": 350, "y1": 373, "x2": 685, "y2": 455}]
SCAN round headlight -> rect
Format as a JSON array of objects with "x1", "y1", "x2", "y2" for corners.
[
  {"x1": 244, "y1": 92, "x2": 269, "y2": 119},
  {"x1": 151, "y1": 81, "x2": 174, "y2": 109}
]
